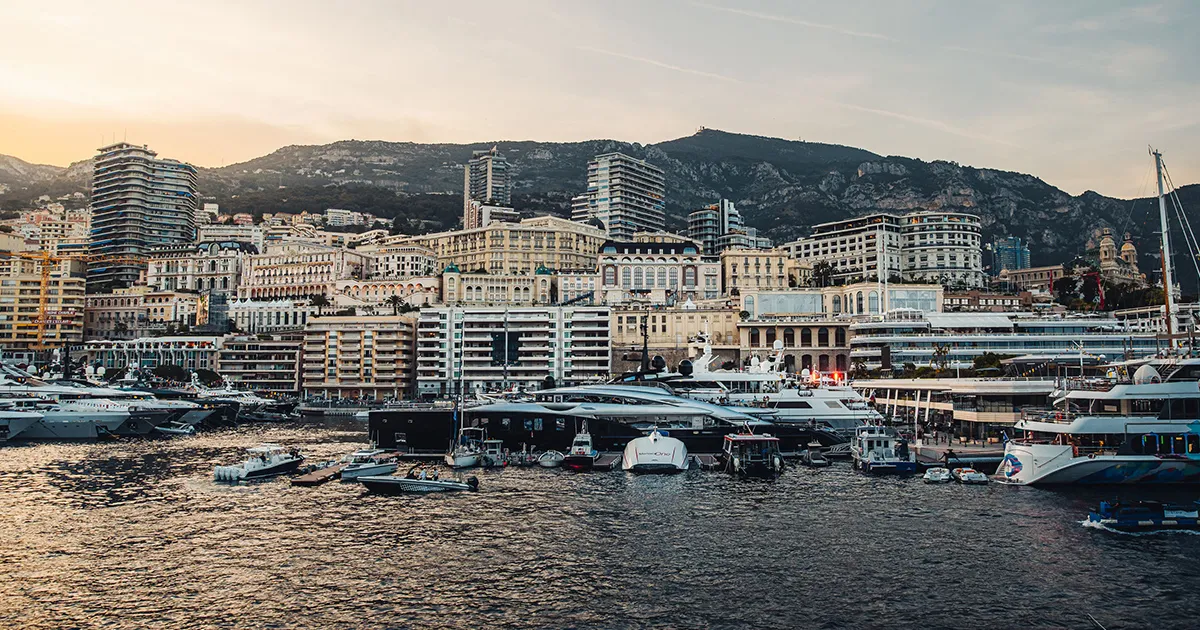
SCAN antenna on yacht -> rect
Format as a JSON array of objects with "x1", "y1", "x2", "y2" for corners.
[{"x1": 1152, "y1": 147, "x2": 1177, "y2": 350}]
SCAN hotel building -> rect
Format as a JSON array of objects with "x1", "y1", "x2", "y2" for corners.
[
  {"x1": 416, "y1": 306, "x2": 611, "y2": 397},
  {"x1": 598, "y1": 240, "x2": 720, "y2": 305},
  {"x1": 217, "y1": 333, "x2": 302, "y2": 395},
  {"x1": 238, "y1": 242, "x2": 369, "y2": 300},
  {"x1": 403, "y1": 216, "x2": 606, "y2": 275}
]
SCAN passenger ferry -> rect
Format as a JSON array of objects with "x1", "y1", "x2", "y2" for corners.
[{"x1": 999, "y1": 361, "x2": 1200, "y2": 485}]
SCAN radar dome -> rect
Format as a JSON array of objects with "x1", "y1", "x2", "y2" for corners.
[
  {"x1": 1132, "y1": 364, "x2": 1162, "y2": 385},
  {"x1": 773, "y1": 339, "x2": 784, "y2": 351},
  {"x1": 679, "y1": 359, "x2": 693, "y2": 377}
]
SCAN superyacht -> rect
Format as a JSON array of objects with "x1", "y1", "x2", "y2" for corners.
[{"x1": 999, "y1": 149, "x2": 1200, "y2": 485}]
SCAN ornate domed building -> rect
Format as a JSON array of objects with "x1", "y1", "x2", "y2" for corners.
[{"x1": 1097, "y1": 228, "x2": 1145, "y2": 286}]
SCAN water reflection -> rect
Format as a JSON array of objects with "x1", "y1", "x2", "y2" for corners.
[{"x1": 0, "y1": 423, "x2": 1198, "y2": 629}]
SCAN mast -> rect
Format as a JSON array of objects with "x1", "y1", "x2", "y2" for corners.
[{"x1": 1153, "y1": 148, "x2": 1177, "y2": 348}]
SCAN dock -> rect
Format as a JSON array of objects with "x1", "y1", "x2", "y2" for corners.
[
  {"x1": 291, "y1": 463, "x2": 348, "y2": 486},
  {"x1": 593, "y1": 453, "x2": 621, "y2": 471},
  {"x1": 914, "y1": 443, "x2": 1004, "y2": 471}
]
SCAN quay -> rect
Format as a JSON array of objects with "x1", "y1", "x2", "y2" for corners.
[{"x1": 913, "y1": 442, "x2": 1004, "y2": 471}]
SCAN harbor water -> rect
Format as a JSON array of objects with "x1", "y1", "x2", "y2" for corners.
[{"x1": 2, "y1": 422, "x2": 1200, "y2": 629}]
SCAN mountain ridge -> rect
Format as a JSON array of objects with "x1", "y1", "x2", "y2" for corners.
[{"x1": 1, "y1": 129, "x2": 1196, "y2": 291}]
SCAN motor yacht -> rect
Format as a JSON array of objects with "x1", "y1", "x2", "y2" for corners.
[
  {"x1": 214, "y1": 444, "x2": 304, "y2": 482},
  {"x1": 0, "y1": 409, "x2": 44, "y2": 441},
  {"x1": 1000, "y1": 360, "x2": 1200, "y2": 485},
  {"x1": 622, "y1": 427, "x2": 688, "y2": 474},
  {"x1": 340, "y1": 449, "x2": 400, "y2": 481}
]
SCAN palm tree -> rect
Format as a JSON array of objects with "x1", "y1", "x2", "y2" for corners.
[
  {"x1": 310, "y1": 294, "x2": 330, "y2": 316},
  {"x1": 384, "y1": 295, "x2": 404, "y2": 316}
]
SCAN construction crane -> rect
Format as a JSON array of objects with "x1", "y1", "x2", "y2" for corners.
[{"x1": 0, "y1": 250, "x2": 143, "y2": 351}]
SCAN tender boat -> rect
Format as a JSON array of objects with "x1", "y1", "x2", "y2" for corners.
[
  {"x1": 213, "y1": 444, "x2": 304, "y2": 482},
  {"x1": 340, "y1": 449, "x2": 400, "y2": 481},
  {"x1": 952, "y1": 467, "x2": 989, "y2": 484},
  {"x1": 154, "y1": 420, "x2": 196, "y2": 436},
  {"x1": 444, "y1": 426, "x2": 486, "y2": 468},
  {"x1": 851, "y1": 426, "x2": 917, "y2": 475},
  {"x1": 923, "y1": 467, "x2": 952, "y2": 483},
  {"x1": 719, "y1": 433, "x2": 785, "y2": 479},
  {"x1": 622, "y1": 427, "x2": 688, "y2": 474},
  {"x1": 1087, "y1": 500, "x2": 1200, "y2": 531},
  {"x1": 537, "y1": 450, "x2": 565, "y2": 468},
  {"x1": 563, "y1": 422, "x2": 599, "y2": 471},
  {"x1": 799, "y1": 443, "x2": 830, "y2": 468}
]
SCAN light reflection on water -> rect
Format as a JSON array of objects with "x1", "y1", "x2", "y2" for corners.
[{"x1": 1, "y1": 423, "x2": 1199, "y2": 629}]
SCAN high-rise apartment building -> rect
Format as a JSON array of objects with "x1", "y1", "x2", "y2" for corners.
[
  {"x1": 571, "y1": 153, "x2": 666, "y2": 240},
  {"x1": 89, "y1": 143, "x2": 198, "y2": 292},
  {"x1": 993, "y1": 236, "x2": 1031, "y2": 274},
  {"x1": 687, "y1": 199, "x2": 771, "y2": 255},
  {"x1": 463, "y1": 147, "x2": 512, "y2": 229}
]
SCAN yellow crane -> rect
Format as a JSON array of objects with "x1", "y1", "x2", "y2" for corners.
[{"x1": 0, "y1": 250, "x2": 143, "y2": 351}]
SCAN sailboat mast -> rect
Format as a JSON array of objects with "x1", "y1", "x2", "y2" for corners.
[{"x1": 1153, "y1": 148, "x2": 1177, "y2": 347}]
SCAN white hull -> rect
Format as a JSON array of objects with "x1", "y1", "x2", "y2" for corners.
[
  {"x1": 537, "y1": 451, "x2": 564, "y2": 468},
  {"x1": 444, "y1": 453, "x2": 480, "y2": 468},
  {"x1": 341, "y1": 462, "x2": 399, "y2": 481},
  {"x1": 1000, "y1": 442, "x2": 1200, "y2": 485},
  {"x1": 622, "y1": 433, "x2": 689, "y2": 474},
  {"x1": 0, "y1": 413, "x2": 43, "y2": 440}
]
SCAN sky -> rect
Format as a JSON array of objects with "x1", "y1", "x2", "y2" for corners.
[{"x1": 1, "y1": 0, "x2": 1197, "y2": 198}]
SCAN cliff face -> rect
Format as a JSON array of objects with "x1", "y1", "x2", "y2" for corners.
[{"x1": 2, "y1": 129, "x2": 1195, "y2": 288}]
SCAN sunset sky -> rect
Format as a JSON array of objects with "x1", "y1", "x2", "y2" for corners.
[{"x1": 1, "y1": 0, "x2": 1196, "y2": 197}]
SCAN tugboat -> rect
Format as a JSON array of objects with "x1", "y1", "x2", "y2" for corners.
[
  {"x1": 563, "y1": 421, "x2": 599, "y2": 471},
  {"x1": 622, "y1": 427, "x2": 689, "y2": 474},
  {"x1": 719, "y1": 433, "x2": 785, "y2": 479},
  {"x1": 851, "y1": 426, "x2": 917, "y2": 475},
  {"x1": 1088, "y1": 500, "x2": 1200, "y2": 531},
  {"x1": 213, "y1": 444, "x2": 304, "y2": 482}
]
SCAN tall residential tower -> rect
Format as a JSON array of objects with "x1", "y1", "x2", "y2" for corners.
[
  {"x1": 462, "y1": 147, "x2": 514, "y2": 229},
  {"x1": 571, "y1": 152, "x2": 665, "y2": 240},
  {"x1": 88, "y1": 143, "x2": 198, "y2": 291}
]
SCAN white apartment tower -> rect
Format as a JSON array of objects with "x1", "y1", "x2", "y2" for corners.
[
  {"x1": 571, "y1": 152, "x2": 666, "y2": 240},
  {"x1": 463, "y1": 147, "x2": 512, "y2": 229},
  {"x1": 89, "y1": 143, "x2": 198, "y2": 291}
]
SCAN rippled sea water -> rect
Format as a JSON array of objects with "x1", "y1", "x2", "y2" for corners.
[{"x1": 2, "y1": 421, "x2": 1200, "y2": 629}]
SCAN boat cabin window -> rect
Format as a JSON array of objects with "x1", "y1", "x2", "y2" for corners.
[
  {"x1": 824, "y1": 401, "x2": 842, "y2": 409},
  {"x1": 1132, "y1": 399, "x2": 1163, "y2": 415},
  {"x1": 1162, "y1": 399, "x2": 1200, "y2": 420},
  {"x1": 1131, "y1": 433, "x2": 1196, "y2": 455},
  {"x1": 775, "y1": 401, "x2": 812, "y2": 409}
]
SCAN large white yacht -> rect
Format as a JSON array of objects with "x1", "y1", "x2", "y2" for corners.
[
  {"x1": 999, "y1": 148, "x2": 1199, "y2": 485},
  {"x1": 623, "y1": 333, "x2": 884, "y2": 434},
  {"x1": 1000, "y1": 360, "x2": 1200, "y2": 484}
]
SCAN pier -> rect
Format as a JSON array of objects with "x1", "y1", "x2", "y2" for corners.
[
  {"x1": 291, "y1": 463, "x2": 348, "y2": 486},
  {"x1": 914, "y1": 443, "x2": 1004, "y2": 471}
]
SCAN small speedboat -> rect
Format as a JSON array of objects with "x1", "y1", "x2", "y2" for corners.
[
  {"x1": 340, "y1": 449, "x2": 399, "y2": 482},
  {"x1": 214, "y1": 444, "x2": 304, "y2": 482},
  {"x1": 154, "y1": 420, "x2": 196, "y2": 436},
  {"x1": 360, "y1": 473, "x2": 479, "y2": 495},
  {"x1": 952, "y1": 467, "x2": 989, "y2": 484},
  {"x1": 537, "y1": 450, "x2": 564, "y2": 468},
  {"x1": 923, "y1": 467, "x2": 952, "y2": 483},
  {"x1": 1088, "y1": 500, "x2": 1200, "y2": 531},
  {"x1": 799, "y1": 447, "x2": 830, "y2": 468}
]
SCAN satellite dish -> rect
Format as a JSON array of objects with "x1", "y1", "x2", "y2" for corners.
[
  {"x1": 773, "y1": 339, "x2": 784, "y2": 350},
  {"x1": 679, "y1": 359, "x2": 693, "y2": 377}
]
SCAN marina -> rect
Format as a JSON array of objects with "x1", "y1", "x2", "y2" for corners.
[{"x1": 2, "y1": 420, "x2": 1198, "y2": 629}]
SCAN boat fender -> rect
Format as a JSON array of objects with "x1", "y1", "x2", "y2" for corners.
[
  {"x1": 732, "y1": 456, "x2": 740, "y2": 471},
  {"x1": 773, "y1": 456, "x2": 782, "y2": 470}
]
